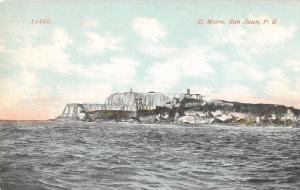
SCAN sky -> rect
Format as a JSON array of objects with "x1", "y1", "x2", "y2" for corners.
[{"x1": 0, "y1": 0, "x2": 300, "y2": 120}]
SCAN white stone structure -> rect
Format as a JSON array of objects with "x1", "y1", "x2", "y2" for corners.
[{"x1": 105, "y1": 91, "x2": 170, "y2": 111}]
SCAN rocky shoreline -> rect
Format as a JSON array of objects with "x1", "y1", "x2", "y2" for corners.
[
  {"x1": 57, "y1": 95, "x2": 300, "y2": 127},
  {"x1": 133, "y1": 99, "x2": 300, "y2": 127}
]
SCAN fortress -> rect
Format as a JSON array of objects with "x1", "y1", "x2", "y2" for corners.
[
  {"x1": 56, "y1": 88, "x2": 300, "y2": 127},
  {"x1": 56, "y1": 89, "x2": 200, "y2": 121}
]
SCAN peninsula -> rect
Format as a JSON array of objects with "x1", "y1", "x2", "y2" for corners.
[{"x1": 56, "y1": 89, "x2": 300, "y2": 127}]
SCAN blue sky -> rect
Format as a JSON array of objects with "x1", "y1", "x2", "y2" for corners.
[{"x1": 0, "y1": 0, "x2": 300, "y2": 119}]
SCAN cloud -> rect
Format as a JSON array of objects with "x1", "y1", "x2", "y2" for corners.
[
  {"x1": 14, "y1": 27, "x2": 136, "y2": 85},
  {"x1": 14, "y1": 28, "x2": 73, "y2": 74},
  {"x1": 284, "y1": 58, "x2": 300, "y2": 72},
  {"x1": 140, "y1": 42, "x2": 177, "y2": 58},
  {"x1": 2, "y1": 26, "x2": 141, "y2": 119},
  {"x1": 0, "y1": 39, "x2": 5, "y2": 53},
  {"x1": 79, "y1": 57, "x2": 140, "y2": 85},
  {"x1": 0, "y1": 69, "x2": 52, "y2": 120},
  {"x1": 84, "y1": 32, "x2": 123, "y2": 55},
  {"x1": 264, "y1": 68, "x2": 300, "y2": 105},
  {"x1": 188, "y1": 84, "x2": 263, "y2": 104},
  {"x1": 145, "y1": 46, "x2": 218, "y2": 91},
  {"x1": 52, "y1": 28, "x2": 72, "y2": 48},
  {"x1": 0, "y1": 61, "x2": 114, "y2": 120},
  {"x1": 21, "y1": 70, "x2": 37, "y2": 87},
  {"x1": 82, "y1": 19, "x2": 98, "y2": 29},
  {"x1": 147, "y1": 60, "x2": 181, "y2": 91},
  {"x1": 213, "y1": 16, "x2": 297, "y2": 58},
  {"x1": 213, "y1": 85, "x2": 260, "y2": 103},
  {"x1": 224, "y1": 25, "x2": 296, "y2": 48},
  {"x1": 45, "y1": 83, "x2": 113, "y2": 119},
  {"x1": 265, "y1": 86, "x2": 300, "y2": 108},
  {"x1": 132, "y1": 17, "x2": 166, "y2": 42},
  {"x1": 230, "y1": 62, "x2": 265, "y2": 82},
  {"x1": 0, "y1": 76, "x2": 112, "y2": 120},
  {"x1": 222, "y1": 68, "x2": 300, "y2": 108},
  {"x1": 49, "y1": 83, "x2": 113, "y2": 119},
  {"x1": 2, "y1": 69, "x2": 46, "y2": 106},
  {"x1": 56, "y1": 83, "x2": 112, "y2": 104},
  {"x1": 133, "y1": 17, "x2": 174, "y2": 58},
  {"x1": 204, "y1": 68, "x2": 300, "y2": 108}
]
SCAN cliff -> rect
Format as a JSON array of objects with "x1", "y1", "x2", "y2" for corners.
[{"x1": 56, "y1": 91, "x2": 300, "y2": 127}]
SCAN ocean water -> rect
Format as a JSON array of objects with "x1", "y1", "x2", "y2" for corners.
[{"x1": 0, "y1": 121, "x2": 299, "y2": 190}]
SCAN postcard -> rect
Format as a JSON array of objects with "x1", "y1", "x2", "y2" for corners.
[{"x1": 0, "y1": 0, "x2": 300, "y2": 189}]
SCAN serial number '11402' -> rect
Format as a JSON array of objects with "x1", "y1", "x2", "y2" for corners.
[{"x1": 31, "y1": 18, "x2": 50, "y2": 24}]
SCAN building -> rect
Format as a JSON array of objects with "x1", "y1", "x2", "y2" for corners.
[
  {"x1": 104, "y1": 90, "x2": 170, "y2": 111},
  {"x1": 56, "y1": 89, "x2": 203, "y2": 121},
  {"x1": 184, "y1": 88, "x2": 204, "y2": 100}
]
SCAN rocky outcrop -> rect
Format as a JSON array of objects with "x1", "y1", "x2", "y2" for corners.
[
  {"x1": 175, "y1": 100, "x2": 300, "y2": 126},
  {"x1": 56, "y1": 91, "x2": 300, "y2": 127}
]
